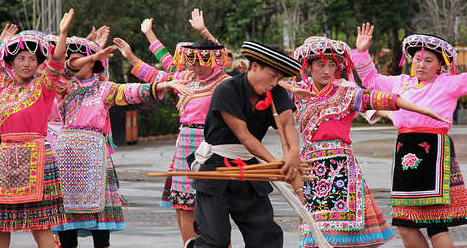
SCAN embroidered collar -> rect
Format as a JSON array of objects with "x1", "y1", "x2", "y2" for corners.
[{"x1": 312, "y1": 82, "x2": 333, "y2": 97}]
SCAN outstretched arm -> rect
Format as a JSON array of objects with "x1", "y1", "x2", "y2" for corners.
[
  {"x1": 42, "y1": 9, "x2": 74, "y2": 94},
  {"x1": 68, "y1": 45, "x2": 116, "y2": 70},
  {"x1": 141, "y1": 18, "x2": 176, "y2": 72},
  {"x1": 351, "y1": 88, "x2": 450, "y2": 123}
]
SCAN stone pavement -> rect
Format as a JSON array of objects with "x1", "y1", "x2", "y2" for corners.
[{"x1": 9, "y1": 126, "x2": 467, "y2": 247}]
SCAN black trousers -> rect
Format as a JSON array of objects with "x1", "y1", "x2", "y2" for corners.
[
  {"x1": 58, "y1": 230, "x2": 110, "y2": 248},
  {"x1": 193, "y1": 180, "x2": 283, "y2": 248}
]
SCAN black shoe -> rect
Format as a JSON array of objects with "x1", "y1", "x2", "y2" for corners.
[{"x1": 184, "y1": 237, "x2": 196, "y2": 248}]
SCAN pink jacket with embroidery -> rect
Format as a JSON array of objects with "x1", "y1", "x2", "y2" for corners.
[
  {"x1": 131, "y1": 59, "x2": 230, "y2": 124},
  {"x1": 58, "y1": 76, "x2": 157, "y2": 131},
  {"x1": 0, "y1": 57, "x2": 66, "y2": 136},
  {"x1": 352, "y1": 50, "x2": 467, "y2": 130}
]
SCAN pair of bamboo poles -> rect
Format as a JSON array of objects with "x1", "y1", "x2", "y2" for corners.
[{"x1": 147, "y1": 160, "x2": 316, "y2": 182}]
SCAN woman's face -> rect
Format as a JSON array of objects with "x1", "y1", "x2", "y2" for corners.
[
  {"x1": 70, "y1": 53, "x2": 94, "y2": 79},
  {"x1": 12, "y1": 51, "x2": 39, "y2": 82},
  {"x1": 412, "y1": 49, "x2": 442, "y2": 81},
  {"x1": 308, "y1": 59, "x2": 337, "y2": 86},
  {"x1": 193, "y1": 61, "x2": 214, "y2": 79}
]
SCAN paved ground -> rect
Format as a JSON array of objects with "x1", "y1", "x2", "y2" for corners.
[{"x1": 9, "y1": 126, "x2": 467, "y2": 247}]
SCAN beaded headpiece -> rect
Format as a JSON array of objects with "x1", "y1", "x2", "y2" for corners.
[
  {"x1": 0, "y1": 34, "x2": 49, "y2": 65},
  {"x1": 293, "y1": 36, "x2": 355, "y2": 84},
  {"x1": 66, "y1": 36, "x2": 105, "y2": 73},
  {"x1": 173, "y1": 40, "x2": 228, "y2": 70},
  {"x1": 400, "y1": 34, "x2": 456, "y2": 75},
  {"x1": 45, "y1": 34, "x2": 59, "y2": 45},
  {"x1": 19, "y1": 30, "x2": 47, "y2": 38}
]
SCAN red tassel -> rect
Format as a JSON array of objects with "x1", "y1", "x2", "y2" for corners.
[
  {"x1": 255, "y1": 90, "x2": 273, "y2": 110},
  {"x1": 452, "y1": 62, "x2": 456, "y2": 75},
  {"x1": 231, "y1": 158, "x2": 247, "y2": 181}
]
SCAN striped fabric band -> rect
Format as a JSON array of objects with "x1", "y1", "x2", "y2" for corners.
[{"x1": 241, "y1": 41, "x2": 301, "y2": 77}]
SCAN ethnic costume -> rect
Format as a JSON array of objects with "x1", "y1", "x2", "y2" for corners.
[
  {"x1": 51, "y1": 37, "x2": 161, "y2": 240},
  {"x1": 294, "y1": 37, "x2": 395, "y2": 247},
  {"x1": 190, "y1": 41, "x2": 301, "y2": 248},
  {"x1": 0, "y1": 34, "x2": 67, "y2": 231},
  {"x1": 146, "y1": 38, "x2": 192, "y2": 208},
  {"x1": 131, "y1": 40, "x2": 229, "y2": 210},
  {"x1": 352, "y1": 34, "x2": 467, "y2": 230}
]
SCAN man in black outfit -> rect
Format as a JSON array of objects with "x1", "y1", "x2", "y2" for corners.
[{"x1": 188, "y1": 41, "x2": 302, "y2": 248}]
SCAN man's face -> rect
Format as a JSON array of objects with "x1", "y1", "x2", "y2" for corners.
[{"x1": 249, "y1": 62, "x2": 283, "y2": 96}]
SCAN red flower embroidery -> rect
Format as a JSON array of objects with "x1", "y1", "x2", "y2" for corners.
[
  {"x1": 401, "y1": 153, "x2": 422, "y2": 170},
  {"x1": 315, "y1": 179, "x2": 332, "y2": 197}
]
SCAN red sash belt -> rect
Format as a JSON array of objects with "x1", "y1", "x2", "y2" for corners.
[{"x1": 398, "y1": 127, "x2": 448, "y2": 135}]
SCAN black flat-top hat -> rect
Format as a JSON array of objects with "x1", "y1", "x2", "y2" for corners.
[{"x1": 241, "y1": 41, "x2": 301, "y2": 77}]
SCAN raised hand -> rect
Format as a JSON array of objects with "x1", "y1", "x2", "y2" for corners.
[
  {"x1": 113, "y1": 38, "x2": 132, "y2": 58},
  {"x1": 140, "y1": 18, "x2": 154, "y2": 34},
  {"x1": 113, "y1": 37, "x2": 137, "y2": 63},
  {"x1": 237, "y1": 60, "x2": 248, "y2": 73},
  {"x1": 95, "y1": 26, "x2": 110, "y2": 48},
  {"x1": 0, "y1": 23, "x2": 18, "y2": 42},
  {"x1": 60, "y1": 9, "x2": 74, "y2": 35},
  {"x1": 86, "y1": 26, "x2": 97, "y2": 41},
  {"x1": 189, "y1": 8, "x2": 206, "y2": 32},
  {"x1": 356, "y1": 22, "x2": 374, "y2": 53},
  {"x1": 167, "y1": 80, "x2": 193, "y2": 96},
  {"x1": 92, "y1": 45, "x2": 117, "y2": 62}
]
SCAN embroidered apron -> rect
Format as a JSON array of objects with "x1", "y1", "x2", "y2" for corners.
[
  {"x1": 0, "y1": 133, "x2": 45, "y2": 204},
  {"x1": 54, "y1": 129, "x2": 107, "y2": 213}
]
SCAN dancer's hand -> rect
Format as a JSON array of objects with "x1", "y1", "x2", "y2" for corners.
[
  {"x1": 291, "y1": 176, "x2": 305, "y2": 205},
  {"x1": 375, "y1": 110, "x2": 392, "y2": 120},
  {"x1": 86, "y1": 26, "x2": 97, "y2": 41},
  {"x1": 59, "y1": 9, "x2": 74, "y2": 35},
  {"x1": 237, "y1": 60, "x2": 248, "y2": 73},
  {"x1": 189, "y1": 8, "x2": 206, "y2": 32},
  {"x1": 113, "y1": 37, "x2": 137, "y2": 63},
  {"x1": 292, "y1": 88, "x2": 317, "y2": 100},
  {"x1": 92, "y1": 45, "x2": 116, "y2": 62},
  {"x1": 167, "y1": 80, "x2": 193, "y2": 96},
  {"x1": 356, "y1": 22, "x2": 374, "y2": 53},
  {"x1": 282, "y1": 153, "x2": 302, "y2": 183},
  {"x1": 141, "y1": 18, "x2": 154, "y2": 34},
  {"x1": 95, "y1": 26, "x2": 110, "y2": 48},
  {"x1": 0, "y1": 23, "x2": 18, "y2": 42}
]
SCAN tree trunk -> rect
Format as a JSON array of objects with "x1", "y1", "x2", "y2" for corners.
[{"x1": 388, "y1": 28, "x2": 402, "y2": 75}]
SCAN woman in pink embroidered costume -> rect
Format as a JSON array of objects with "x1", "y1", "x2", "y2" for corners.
[
  {"x1": 287, "y1": 36, "x2": 449, "y2": 248},
  {"x1": 353, "y1": 23, "x2": 467, "y2": 248},
  {"x1": 0, "y1": 10, "x2": 74, "y2": 248},
  {"x1": 113, "y1": 17, "x2": 230, "y2": 245},
  {"x1": 49, "y1": 36, "x2": 180, "y2": 248}
]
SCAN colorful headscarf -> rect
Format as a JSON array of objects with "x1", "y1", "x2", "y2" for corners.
[
  {"x1": 173, "y1": 40, "x2": 227, "y2": 70},
  {"x1": 293, "y1": 36, "x2": 354, "y2": 83},
  {"x1": 401, "y1": 34, "x2": 456, "y2": 74}
]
